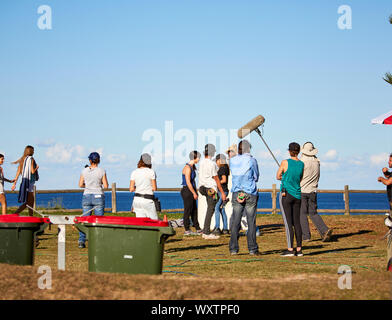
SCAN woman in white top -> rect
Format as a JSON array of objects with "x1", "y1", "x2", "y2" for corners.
[
  {"x1": 78, "y1": 152, "x2": 108, "y2": 248},
  {"x1": 129, "y1": 153, "x2": 158, "y2": 219},
  {"x1": 11, "y1": 145, "x2": 39, "y2": 216}
]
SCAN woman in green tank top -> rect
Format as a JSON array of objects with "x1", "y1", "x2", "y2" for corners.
[{"x1": 276, "y1": 142, "x2": 304, "y2": 257}]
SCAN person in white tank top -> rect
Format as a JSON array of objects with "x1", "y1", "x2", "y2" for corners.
[{"x1": 129, "y1": 153, "x2": 158, "y2": 220}]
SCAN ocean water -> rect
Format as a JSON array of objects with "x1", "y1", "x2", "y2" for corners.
[{"x1": 4, "y1": 191, "x2": 390, "y2": 215}]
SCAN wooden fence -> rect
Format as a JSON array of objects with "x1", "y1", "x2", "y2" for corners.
[{"x1": 6, "y1": 183, "x2": 391, "y2": 215}]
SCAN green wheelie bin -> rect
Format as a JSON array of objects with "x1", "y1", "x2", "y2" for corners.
[
  {"x1": 0, "y1": 214, "x2": 50, "y2": 266},
  {"x1": 74, "y1": 216, "x2": 175, "y2": 275}
]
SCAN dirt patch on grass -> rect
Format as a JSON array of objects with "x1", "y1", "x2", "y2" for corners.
[{"x1": 0, "y1": 264, "x2": 390, "y2": 300}]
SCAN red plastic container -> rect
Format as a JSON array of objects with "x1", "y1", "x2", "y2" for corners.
[
  {"x1": 0, "y1": 215, "x2": 50, "y2": 224},
  {"x1": 74, "y1": 216, "x2": 169, "y2": 227}
]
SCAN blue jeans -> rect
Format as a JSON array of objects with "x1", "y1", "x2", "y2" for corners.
[
  {"x1": 229, "y1": 192, "x2": 259, "y2": 253},
  {"x1": 79, "y1": 194, "x2": 105, "y2": 243},
  {"x1": 214, "y1": 191, "x2": 228, "y2": 230}
]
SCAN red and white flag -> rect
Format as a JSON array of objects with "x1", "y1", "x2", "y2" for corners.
[{"x1": 371, "y1": 111, "x2": 392, "y2": 125}]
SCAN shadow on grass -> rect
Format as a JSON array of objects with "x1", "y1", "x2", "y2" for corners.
[
  {"x1": 166, "y1": 243, "x2": 226, "y2": 253},
  {"x1": 166, "y1": 238, "x2": 183, "y2": 244},
  {"x1": 329, "y1": 230, "x2": 372, "y2": 242},
  {"x1": 303, "y1": 245, "x2": 370, "y2": 256},
  {"x1": 262, "y1": 244, "x2": 324, "y2": 256},
  {"x1": 37, "y1": 236, "x2": 58, "y2": 241},
  {"x1": 260, "y1": 224, "x2": 284, "y2": 234}
]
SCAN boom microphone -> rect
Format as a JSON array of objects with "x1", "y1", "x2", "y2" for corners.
[
  {"x1": 237, "y1": 114, "x2": 280, "y2": 167},
  {"x1": 237, "y1": 115, "x2": 265, "y2": 139}
]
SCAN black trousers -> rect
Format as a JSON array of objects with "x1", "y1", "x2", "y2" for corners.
[
  {"x1": 280, "y1": 192, "x2": 302, "y2": 248},
  {"x1": 181, "y1": 186, "x2": 201, "y2": 231}
]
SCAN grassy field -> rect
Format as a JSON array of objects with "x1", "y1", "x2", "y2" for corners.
[{"x1": 0, "y1": 210, "x2": 391, "y2": 299}]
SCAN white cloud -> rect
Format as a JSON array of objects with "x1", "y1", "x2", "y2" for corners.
[
  {"x1": 45, "y1": 143, "x2": 86, "y2": 164},
  {"x1": 106, "y1": 154, "x2": 127, "y2": 164},
  {"x1": 324, "y1": 149, "x2": 338, "y2": 160},
  {"x1": 347, "y1": 155, "x2": 367, "y2": 166},
  {"x1": 320, "y1": 161, "x2": 340, "y2": 171},
  {"x1": 257, "y1": 149, "x2": 282, "y2": 160},
  {"x1": 370, "y1": 153, "x2": 389, "y2": 166}
]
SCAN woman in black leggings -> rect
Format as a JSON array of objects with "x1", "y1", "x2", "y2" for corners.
[
  {"x1": 181, "y1": 151, "x2": 202, "y2": 236},
  {"x1": 276, "y1": 143, "x2": 304, "y2": 256}
]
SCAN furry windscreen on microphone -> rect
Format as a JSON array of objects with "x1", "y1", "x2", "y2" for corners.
[{"x1": 237, "y1": 115, "x2": 265, "y2": 138}]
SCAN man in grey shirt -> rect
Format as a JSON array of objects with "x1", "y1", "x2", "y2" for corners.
[{"x1": 300, "y1": 142, "x2": 332, "y2": 242}]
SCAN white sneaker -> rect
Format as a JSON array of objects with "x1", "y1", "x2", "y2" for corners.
[{"x1": 202, "y1": 233, "x2": 220, "y2": 240}]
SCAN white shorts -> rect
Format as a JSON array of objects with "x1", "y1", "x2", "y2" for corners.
[
  {"x1": 132, "y1": 197, "x2": 158, "y2": 220},
  {"x1": 0, "y1": 183, "x2": 4, "y2": 194}
]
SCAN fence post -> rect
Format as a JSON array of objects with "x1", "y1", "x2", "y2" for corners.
[
  {"x1": 112, "y1": 182, "x2": 117, "y2": 213},
  {"x1": 33, "y1": 185, "x2": 37, "y2": 210},
  {"x1": 271, "y1": 184, "x2": 277, "y2": 214},
  {"x1": 344, "y1": 185, "x2": 350, "y2": 215}
]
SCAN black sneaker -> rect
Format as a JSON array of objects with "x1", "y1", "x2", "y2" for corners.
[
  {"x1": 78, "y1": 242, "x2": 86, "y2": 249},
  {"x1": 212, "y1": 228, "x2": 222, "y2": 235},
  {"x1": 249, "y1": 251, "x2": 262, "y2": 256},
  {"x1": 222, "y1": 229, "x2": 230, "y2": 235},
  {"x1": 322, "y1": 229, "x2": 333, "y2": 242},
  {"x1": 280, "y1": 250, "x2": 295, "y2": 257},
  {"x1": 295, "y1": 249, "x2": 304, "y2": 257}
]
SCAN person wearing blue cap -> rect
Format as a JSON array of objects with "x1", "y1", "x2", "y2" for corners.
[{"x1": 78, "y1": 152, "x2": 108, "y2": 248}]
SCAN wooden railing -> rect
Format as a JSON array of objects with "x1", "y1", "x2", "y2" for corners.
[{"x1": 5, "y1": 184, "x2": 390, "y2": 215}]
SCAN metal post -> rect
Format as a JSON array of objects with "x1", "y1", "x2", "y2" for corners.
[{"x1": 58, "y1": 224, "x2": 66, "y2": 271}]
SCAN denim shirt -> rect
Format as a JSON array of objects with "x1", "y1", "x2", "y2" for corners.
[{"x1": 230, "y1": 153, "x2": 259, "y2": 195}]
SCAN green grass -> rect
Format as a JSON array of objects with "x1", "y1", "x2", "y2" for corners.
[{"x1": 26, "y1": 214, "x2": 392, "y2": 299}]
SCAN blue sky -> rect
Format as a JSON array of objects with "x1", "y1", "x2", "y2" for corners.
[{"x1": 0, "y1": 0, "x2": 392, "y2": 190}]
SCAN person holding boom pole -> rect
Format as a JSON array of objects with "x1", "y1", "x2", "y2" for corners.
[{"x1": 229, "y1": 140, "x2": 261, "y2": 255}]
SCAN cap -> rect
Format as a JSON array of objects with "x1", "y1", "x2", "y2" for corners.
[
  {"x1": 141, "y1": 153, "x2": 152, "y2": 165},
  {"x1": 88, "y1": 152, "x2": 100, "y2": 162}
]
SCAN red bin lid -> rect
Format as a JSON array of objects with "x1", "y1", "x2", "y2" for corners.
[
  {"x1": 0, "y1": 214, "x2": 50, "y2": 224},
  {"x1": 74, "y1": 216, "x2": 170, "y2": 227}
]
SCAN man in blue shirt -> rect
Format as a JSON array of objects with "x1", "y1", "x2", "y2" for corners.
[{"x1": 229, "y1": 140, "x2": 261, "y2": 255}]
